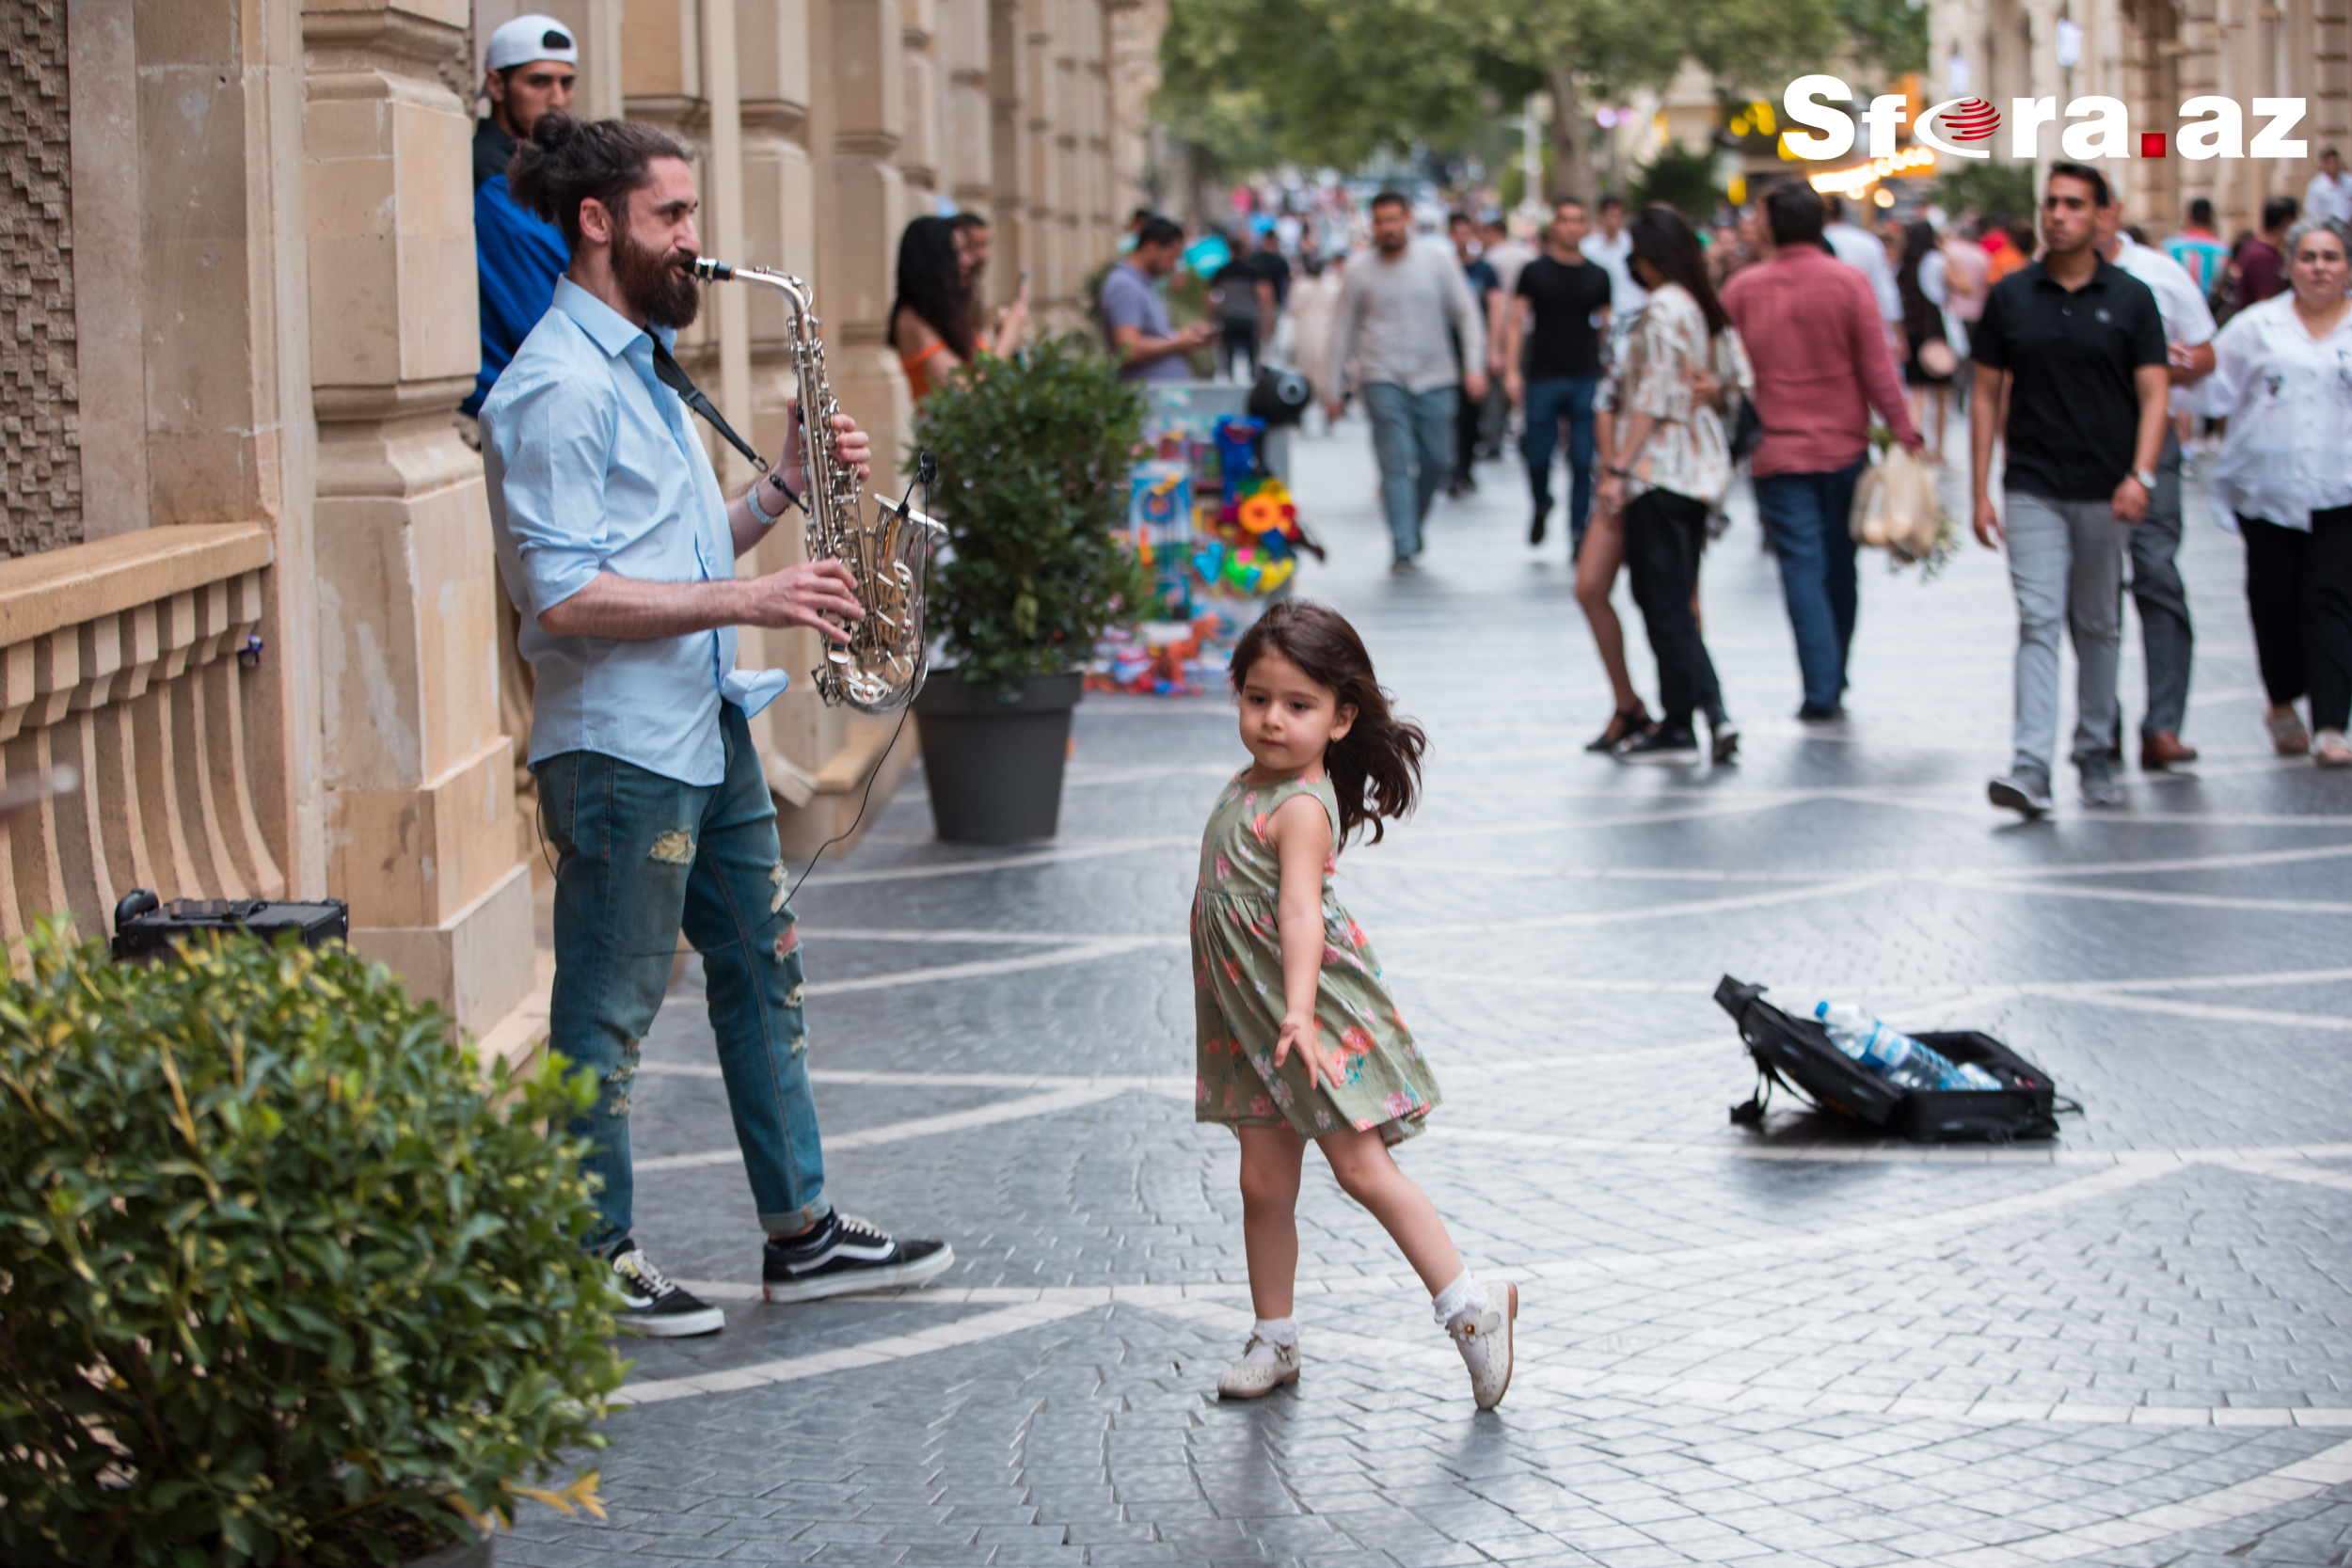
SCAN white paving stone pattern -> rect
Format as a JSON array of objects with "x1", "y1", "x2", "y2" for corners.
[{"x1": 501, "y1": 418, "x2": 2352, "y2": 1568}]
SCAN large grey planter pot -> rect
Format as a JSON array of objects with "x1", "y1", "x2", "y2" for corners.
[
  {"x1": 912, "y1": 672, "x2": 1084, "y2": 844},
  {"x1": 405, "y1": 1535, "x2": 492, "y2": 1568}
]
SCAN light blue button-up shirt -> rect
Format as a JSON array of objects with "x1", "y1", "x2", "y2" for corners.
[{"x1": 482, "y1": 277, "x2": 788, "y2": 787}]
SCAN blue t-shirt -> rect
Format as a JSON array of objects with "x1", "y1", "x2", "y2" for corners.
[
  {"x1": 1100, "y1": 262, "x2": 1188, "y2": 384},
  {"x1": 465, "y1": 174, "x2": 571, "y2": 417}
]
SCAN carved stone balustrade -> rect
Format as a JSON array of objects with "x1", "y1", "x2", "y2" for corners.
[{"x1": 0, "y1": 524, "x2": 280, "y2": 954}]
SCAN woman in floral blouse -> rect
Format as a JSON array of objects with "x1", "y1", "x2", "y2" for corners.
[{"x1": 1597, "y1": 206, "x2": 1754, "y2": 764}]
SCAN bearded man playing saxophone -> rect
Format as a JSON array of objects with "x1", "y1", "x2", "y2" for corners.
[{"x1": 483, "y1": 112, "x2": 952, "y2": 1338}]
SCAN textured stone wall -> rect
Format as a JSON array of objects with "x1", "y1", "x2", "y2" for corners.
[{"x1": 0, "y1": 0, "x2": 81, "y2": 556}]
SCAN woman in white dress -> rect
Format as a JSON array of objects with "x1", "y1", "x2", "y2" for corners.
[{"x1": 2205, "y1": 216, "x2": 2352, "y2": 767}]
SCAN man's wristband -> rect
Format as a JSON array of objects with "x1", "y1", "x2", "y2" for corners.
[
  {"x1": 2132, "y1": 468, "x2": 2156, "y2": 490},
  {"x1": 745, "y1": 473, "x2": 781, "y2": 526}
]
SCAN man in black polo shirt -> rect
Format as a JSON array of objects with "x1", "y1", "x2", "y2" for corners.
[
  {"x1": 1500, "y1": 198, "x2": 1614, "y2": 550},
  {"x1": 1969, "y1": 162, "x2": 2170, "y2": 817}
]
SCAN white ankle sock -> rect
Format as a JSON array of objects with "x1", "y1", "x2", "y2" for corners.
[
  {"x1": 1243, "y1": 1316, "x2": 1297, "y2": 1364},
  {"x1": 1431, "y1": 1270, "x2": 1487, "y2": 1329}
]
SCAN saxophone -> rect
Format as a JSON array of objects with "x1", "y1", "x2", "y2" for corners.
[{"x1": 691, "y1": 257, "x2": 946, "y2": 714}]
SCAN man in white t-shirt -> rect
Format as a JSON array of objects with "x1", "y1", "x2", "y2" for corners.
[
  {"x1": 1823, "y1": 196, "x2": 1904, "y2": 357},
  {"x1": 2307, "y1": 149, "x2": 2352, "y2": 224},
  {"x1": 1579, "y1": 195, "x2": 1647, "y2": 315},
  {"x1": 2098, "y1": 195, "x2": 2217, "y2": 769}
]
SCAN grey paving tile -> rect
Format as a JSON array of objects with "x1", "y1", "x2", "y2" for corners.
[{"x1": 505, "y1": 430, "x2": 2352, "y2": 1568}]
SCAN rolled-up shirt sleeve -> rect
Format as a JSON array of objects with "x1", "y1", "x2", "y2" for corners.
[{"x1": 487, "y1": 375, "x2": 614, "y2": 620}]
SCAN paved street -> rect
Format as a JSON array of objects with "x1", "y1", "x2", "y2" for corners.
[{"x1": 502, "y1": 415, "x2": 2352, "y2": 1568}]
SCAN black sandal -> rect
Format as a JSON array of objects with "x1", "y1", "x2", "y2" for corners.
[{"x1": 1586, "y1": 704, "x2": 1653, "y2": 753}]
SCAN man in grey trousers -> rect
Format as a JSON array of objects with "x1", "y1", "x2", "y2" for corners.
[
  {"x1": 1968, "y1": 163, "x2": 2171, "y2": 816},
  {"x1": 1327, "y1": 190, "x2": 1487, "y2": 571},
  {"x1": 2096, "y1": 194, "x2": 2217, "y2": 770}
]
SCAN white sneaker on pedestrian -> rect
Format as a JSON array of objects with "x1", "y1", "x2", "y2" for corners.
[
  {"x1": 1447, "y1": 1281, "x2": 1518, "y2": 1410},
  {"x1": 1215, "y1": 1335, "x2": 1301, "y2": 1399}
]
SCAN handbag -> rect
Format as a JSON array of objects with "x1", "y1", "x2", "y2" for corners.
[
  {"x1": 1728, "y1": 394, "x2": 1763, "y2": 465},
  {"x1": 1849, "y1": 442, "x2": 1939, "y2": 557}
]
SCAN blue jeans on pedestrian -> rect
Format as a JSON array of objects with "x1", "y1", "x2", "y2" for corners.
[
  {"x1": 534, "y1": 703, "x2": 829, "y2": 1257},
  {"x1": 1521, "y1": 376, "x2": 1600, "y2": 545},
  {"x1": 1753, "y1": 464, "x2": 1866, "y2": 712},
  {"x1": 1360, "y1": 381, "x2": 1457, "y2": 562}
]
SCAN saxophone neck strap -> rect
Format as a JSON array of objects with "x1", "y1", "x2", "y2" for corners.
[{"x1": 649, "y1": 340, "x2": 769, "y2": 477}]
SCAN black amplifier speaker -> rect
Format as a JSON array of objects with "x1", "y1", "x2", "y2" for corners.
[{"x1": 110, "y1": 889, "x2": 350, "y2": 962}]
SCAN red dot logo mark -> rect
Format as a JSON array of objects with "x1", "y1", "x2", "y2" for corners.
[{"x1": 1942, "y1": 98, "x2": 2001, "y2": 141}]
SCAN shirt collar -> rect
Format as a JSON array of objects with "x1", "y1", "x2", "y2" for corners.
[
  {"x1": 2026, "y1": 256, "x2": 2115, "y2": 292},
  {"x1": 552, "y1": 276, "x2": 675, "y2": 357}
]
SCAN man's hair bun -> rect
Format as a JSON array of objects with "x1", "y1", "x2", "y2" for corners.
[{"x1": 504, "y1": 114, "x2": 689, "y2": 253}]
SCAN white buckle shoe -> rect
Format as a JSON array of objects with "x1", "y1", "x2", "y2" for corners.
[
  {"x1": 1447, "y1": 1281, "x2": 1518, "y2": 1410},
  {"x1": 1215, "y1": 1336, "x2": 1301, "y2": 1399}
]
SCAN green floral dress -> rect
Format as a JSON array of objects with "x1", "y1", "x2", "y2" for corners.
[{"x1": 1192, "y1": 769, "x2": 1442, "y2": 1145}]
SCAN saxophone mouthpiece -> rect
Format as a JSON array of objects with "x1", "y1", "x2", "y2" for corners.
[{"x1": 691, "y1": 256, "x2": 735, "y2": 281}]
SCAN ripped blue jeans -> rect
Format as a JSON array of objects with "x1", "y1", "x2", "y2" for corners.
[{"x1": 535, "y1": 703, "x2": 829, "y2": 1256}]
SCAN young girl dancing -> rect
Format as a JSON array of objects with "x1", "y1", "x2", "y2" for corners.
[{"x1": 1192, "y1": 599, "x2": 1518, "y2": 1409}]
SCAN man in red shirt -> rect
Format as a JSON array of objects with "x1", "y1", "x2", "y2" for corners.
[
  {"x1": 2236, "y1": 195, "x2": 2298, "y2": 303},
  {"x1": 1722, "y1": 182, "x2": 1923, "y2": 720}
]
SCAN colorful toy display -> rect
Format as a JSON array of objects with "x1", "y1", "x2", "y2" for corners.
[
  {"x1": 1194, "y1": 473, "x2": 1318, "y2": 598},
  {"x1": 1101, "y1": 388, "x2": 1327, "y2": 693}
]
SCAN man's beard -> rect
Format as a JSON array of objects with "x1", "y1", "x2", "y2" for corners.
[{"x1": 614, "y1": 225, "x2": 700, "y2": 330}]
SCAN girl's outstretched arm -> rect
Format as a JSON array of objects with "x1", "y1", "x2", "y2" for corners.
[{"x1": 1269, "y1": 792, "x2": 1340, "y2": 1091}]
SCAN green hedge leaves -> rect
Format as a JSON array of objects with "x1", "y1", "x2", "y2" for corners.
[{"x1": 0, "y1": 925, "x2": 626, "y2": 1565}]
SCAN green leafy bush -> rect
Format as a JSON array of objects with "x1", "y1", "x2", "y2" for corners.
[
  {"x1": 1633, "y1": 142, "x2": 1724, "y2": 223},
  {"x1": 0, "y1": 926, "x2": 627, "y2": 1566},
  {"x1": 914, "y1": 333, "x2": 1153, "y2": 688}
]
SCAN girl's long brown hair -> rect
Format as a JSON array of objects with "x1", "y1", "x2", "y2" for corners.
[{"x1": 1230, "y1": 600, "x2": 1425, "y2": 846}]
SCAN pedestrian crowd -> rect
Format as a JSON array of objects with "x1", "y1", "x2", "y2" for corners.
[{"x1": 1084, "y1": 167, "x2": 2352, "y2": 801}]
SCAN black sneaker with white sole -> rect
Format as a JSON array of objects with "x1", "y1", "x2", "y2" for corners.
[
  {"x1": 762, "y1": 1213, "x2": 954, "y2": 1303},
  {"x1": 609, "y1": 1239, "x2": 725, "y2": 1337}
]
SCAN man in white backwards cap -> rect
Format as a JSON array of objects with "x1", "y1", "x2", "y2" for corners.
[
  {"x1": 466, "y1": 15, "x2": 580, "y2": 762},
  {"x1": 466, "y1": 14, "x2": 579, "y2": 424}
]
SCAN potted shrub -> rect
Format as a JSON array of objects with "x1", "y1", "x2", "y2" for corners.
[
  {"x1": 912, "y1": 333, "x2": 1152, "y2": 843},
  {"x1": 0, "y1": 926, "x2": 627, "y2": 1566}
]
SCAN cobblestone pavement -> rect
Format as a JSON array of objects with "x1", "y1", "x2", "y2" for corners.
[{"x1": 503, "y1": 416, "x2": 2352, "y2": 1568}]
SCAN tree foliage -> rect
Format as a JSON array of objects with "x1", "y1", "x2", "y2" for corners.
[
  {"x1": 1158, "y1": 0, "x2": 1846, "y2": 192},
  {"x1": 1633, "y1": 143, "x2": 1724, "y2": 221},
  {"x1": 1156, "y1": 0, "x2": 1492, "y2": 174},
  {"x1": 1834, "y1": 0, "x2": 1931, "y2": 78},
  {"x1": 0, "y1": 927, "x2": 626, "y2": 1566}
]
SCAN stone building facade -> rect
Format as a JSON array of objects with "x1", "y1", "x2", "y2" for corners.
[
  {"x1": 11, "y1": 0, "x2": 1156, "y2": 1055},
  {"x1": 1931, "y1": 0, "x2": 2348, "y2": 238}
]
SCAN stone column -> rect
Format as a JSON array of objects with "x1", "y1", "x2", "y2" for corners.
[
  {"x1": 988, "y1": 0, "x2": 1032, "y2": 293},
  {"x1": 942, "y1": 0, "x2": 995, "y2": 273},
  {"x1": 136, "y1": 0, "x2": 326, "y2": 901},
  {"x1": 303, "y1": 0, "x2": 532, "y2": 1034},
  {"x1": 1019, "y1": 0, "x2": 1062, "y2": 327},
  {"x1": 900, "y1": 0, "x2": 943, "y2": 211}
]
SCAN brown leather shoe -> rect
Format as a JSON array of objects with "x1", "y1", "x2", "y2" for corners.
[{"x1": 2140, "y1": 731, "x2": 2199, "y2": 770}]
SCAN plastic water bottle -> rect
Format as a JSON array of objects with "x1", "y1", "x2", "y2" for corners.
[{"x1": 1814, "y1": 1002, "x2": 2001, "y2": 1092}]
